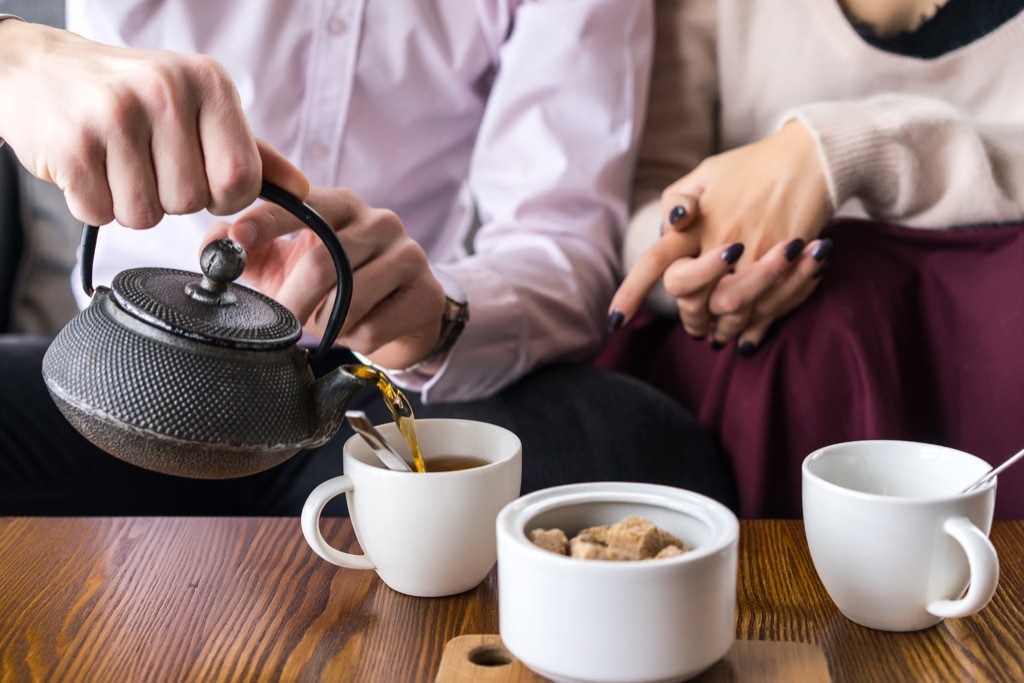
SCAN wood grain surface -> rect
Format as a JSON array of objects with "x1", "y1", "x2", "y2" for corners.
[
  {"x1": 1, "y1": 518, "x2": 1023, "y2": 682},
  {"x1": 435, "y1": 635, "x2": 830, "y2": 682}
]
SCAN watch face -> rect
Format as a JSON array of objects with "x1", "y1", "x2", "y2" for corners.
[{"x1": 443, "y1": 296, "x2": 469, "y2": 323}]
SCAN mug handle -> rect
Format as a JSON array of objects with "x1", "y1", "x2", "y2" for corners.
[
  {"x1": 926, "y1": 516, "x2": 999, "y2": 618},
  {"x1": 301, "y1": 475, "x2": 375, "y2": 570}
]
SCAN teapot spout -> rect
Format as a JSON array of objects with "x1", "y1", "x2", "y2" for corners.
[{"x1": 311, "y1": 364, "x2": 377, "y2": 444}]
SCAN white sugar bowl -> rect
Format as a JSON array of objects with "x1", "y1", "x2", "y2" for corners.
[{"x1": 496, "y1": 482, "x2": 739, "y2": 683}]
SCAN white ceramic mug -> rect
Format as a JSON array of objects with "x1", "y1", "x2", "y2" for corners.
[
  {"x1": 301, "y1": 418, "x2": 522, "y2": 597},
  {"x1": 802, "y1": 440, "x2": 998, "y2": 632}
]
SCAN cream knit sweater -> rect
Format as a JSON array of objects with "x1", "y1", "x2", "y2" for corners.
[{"x1": 626, "y1": 0, "x2": 1024, "y2": 281}]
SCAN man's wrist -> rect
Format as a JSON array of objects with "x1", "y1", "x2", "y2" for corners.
[
  {"x1": 357, "y1": 270, "x2": 469, "y2": 377},
  {"x1": 405, "y1": 268, "x2": 470, "y2": 372},
  {"x1": 401, "y1": 293, "x2": 469, "y2": 372}
]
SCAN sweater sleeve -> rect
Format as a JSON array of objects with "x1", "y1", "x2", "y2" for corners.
[
  {"x1": 785, "y1": 94, "x2": 1024, "y2": 228},
  {"x1": 623, "y1": 0, "x2": 717, "y2": 316}
]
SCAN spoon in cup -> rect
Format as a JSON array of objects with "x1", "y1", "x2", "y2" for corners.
[
  {"x1": 961, "y1": 445, "x2": 1024, "y2": 493},
  {"x1": 345, "y1": 410, "x2": 413, "y2": 472}
]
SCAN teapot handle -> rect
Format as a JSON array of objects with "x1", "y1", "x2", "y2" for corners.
[{"x1": 79, "y1": 181, "x2": 353, "y2": 365}]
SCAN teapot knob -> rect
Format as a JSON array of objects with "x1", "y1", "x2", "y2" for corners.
[
  {"x1": 78, "y1": 181, "x2": 352, "y2": 364},
  {"x1": 185, "y1": 238, "x2": 247, "y2": 306}
]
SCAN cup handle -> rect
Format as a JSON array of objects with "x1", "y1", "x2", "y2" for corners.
[
  {"x1": 301, "y1": 475, "x2": 375, "y2": 570},
  {"x1": 926, "y1": 516, "x2": 999, "y2": 619}
]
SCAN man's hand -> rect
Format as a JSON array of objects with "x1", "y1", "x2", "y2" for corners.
[
  {"x1": 0, "y1": 20, "x2": 308, "y2": 228},
  {"x1": 204, "y1": 187, "x2": 446, "y2": 370}
]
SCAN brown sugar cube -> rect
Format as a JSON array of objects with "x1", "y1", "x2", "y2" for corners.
[
  {"x1": 536, "y1": 516, "x2": 690, "y2": 562},
  {"x1": 573, "y1": 516, "x2": 689, "y2": 561},
  {"x1": 652, "y1": 527, "x2": 688, "y2": 555},
  {"x1": 528, "y1": 528, "x2": 569, "y2": 556},
  {"x1": 569, "y1": 539, "x2": 609, "y2": 560},
  {"x1": 604, "y1": 515, "x2": 674, "y2": 560},
  {"x1": 652, "y1": 544, "x2": 686, "y2": 560},
  {"x1": 568, "y1": 538, "x2": 638, "y2": 561},
  {"x1": 572, "y1": 520, "x2": 628, "y2": 558},
  {"x1": 570, "y1": 522, "x2": 617, "y2": 559},
  {"x1": 573, "y1": 523, "x2": 610, "y2": 545}
]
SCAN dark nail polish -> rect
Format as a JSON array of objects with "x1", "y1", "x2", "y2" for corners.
[
  {"x1": 784, "y1": 238, "x2": 806, "y2": 262},
  {"x1": 739, "y1": 340, "x2": 757, "y2": 357},
  {"x1": 812, "y1": 238, "x2": 834, "y2": 262},
  {"x1": 607, "y1": 309, "x2": 624, "y2": 332},
  {"x1": 710, "y1": 339, "x2": 726, "y2": 351},
  {"x1": 721, "y1": 242, "x2": 744, "y2": 265},
  {"x1": 668, "y1": 205, "x2": 688, "y2": 225}
]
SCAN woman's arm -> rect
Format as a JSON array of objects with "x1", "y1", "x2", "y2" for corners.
[{"x1": 789, "y1": 93, "x2": 1024, "y2": 228}]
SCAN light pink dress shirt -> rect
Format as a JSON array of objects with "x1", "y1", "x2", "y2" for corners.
[{"x1": 64, "y1": 0, "x2": 654, "y2": 402}]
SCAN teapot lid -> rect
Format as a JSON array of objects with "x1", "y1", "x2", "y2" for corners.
[{"x1": 109, "y1": 239, "x2": 301, "y2": 350}]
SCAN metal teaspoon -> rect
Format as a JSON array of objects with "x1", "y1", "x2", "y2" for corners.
[
  {"x1": 961, "y1": 445, "x2": 1024, "y2": 493},
  {"x1": 345, "y1": 410, "x2": 413, "y2": 472}
]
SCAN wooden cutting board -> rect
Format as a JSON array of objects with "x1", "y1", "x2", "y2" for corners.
[{"x1": 436, "y1": 634, "x2": 831, "y2": 682}]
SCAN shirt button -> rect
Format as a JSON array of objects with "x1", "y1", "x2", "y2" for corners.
[
  {"x1": 309, "y1": 142, "x2": 329, "y2": 159},
  {"x1": 327, "y1": 17, "x2": 347, "y2": 35}
]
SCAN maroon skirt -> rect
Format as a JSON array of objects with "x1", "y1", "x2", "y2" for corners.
[{"x1": 597, "y1": 219, "x2": 1024, "y2": 519}]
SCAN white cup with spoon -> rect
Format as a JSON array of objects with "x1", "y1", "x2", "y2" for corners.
[
  {"x1": 802, "y1": 440, "x2": 999, "y2": 632},
  {"x1": 301, "y1": 417, "x2": 522, "y2": 597}
]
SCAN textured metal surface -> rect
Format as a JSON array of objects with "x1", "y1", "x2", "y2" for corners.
[
  {"x1": 111, "y1": 268, "x2": 300, "y2": 348},
  {"x1": 40, "y1": 288, "x2": 364, "y2": 478},
  {"x1": 46, "y1": 393, "x2": 298, "y2": 479}
]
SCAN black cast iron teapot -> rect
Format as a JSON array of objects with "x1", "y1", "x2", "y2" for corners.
[{"x1": 41, "y1": 182, "x2": 374, "y2": 479}]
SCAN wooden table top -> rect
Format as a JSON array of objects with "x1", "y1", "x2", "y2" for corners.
[{"x1": 1, "y1": 517, "x2": 1022, "y2": 682}]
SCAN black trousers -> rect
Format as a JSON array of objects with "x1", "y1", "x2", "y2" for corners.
[{"x1": 0, "y1": 335, "x2": 738, "y2": 516}]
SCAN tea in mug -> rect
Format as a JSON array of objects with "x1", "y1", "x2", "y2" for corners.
[{"x1": 423, "y1": 455, "x2": 490, "y2": 472}]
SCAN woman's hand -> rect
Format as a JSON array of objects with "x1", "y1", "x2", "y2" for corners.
[
  {"x1": 610, "y1": 120, "x2": 834, "y2": 349},
  {"x1": 704, "y1": 237, "x2": 831, "y2": 353},
  {"x1": 661, "y1": 119, "x2": 831, "y2": 267},
  {"x1": 204, "y1": 187, "x2": 445, "y2": 370}
]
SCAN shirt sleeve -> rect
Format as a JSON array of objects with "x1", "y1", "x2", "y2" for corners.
[
  {"x1": 783, "y1": 94, "x2": 1024, "y2": 228},
  {"x1": 414, "y1": 0, "x2": 655, "y2": 403}
]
